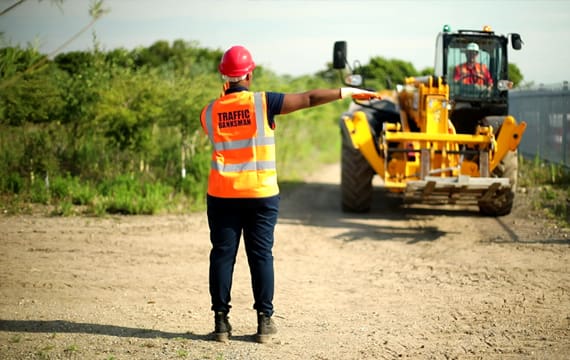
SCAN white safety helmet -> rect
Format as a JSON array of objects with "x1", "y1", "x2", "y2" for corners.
[{"x1": 466, "y1": 42, "x2": 479, "y2": 52}]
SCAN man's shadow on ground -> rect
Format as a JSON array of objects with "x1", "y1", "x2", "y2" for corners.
[{"x1": 0, "y1": 319, "x2": 257, "y2": 343}]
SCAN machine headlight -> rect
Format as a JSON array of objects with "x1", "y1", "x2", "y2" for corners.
[
  {"x1": 344, "y1": 74, "x2": 363, "y2": 87},
  {"x1": 497, "y1": 80, "x2": 513, "y2": 91}
]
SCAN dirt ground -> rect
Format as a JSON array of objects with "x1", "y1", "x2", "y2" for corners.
[{"x1": 1, "y1": 163, "x2": 569, "y2": 360}]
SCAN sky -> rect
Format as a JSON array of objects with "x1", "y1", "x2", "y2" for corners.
[{"x1": 1, "y1": 0, "x2": 569, "y2": 85}]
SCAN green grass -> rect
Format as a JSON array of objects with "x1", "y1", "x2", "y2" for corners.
[
  {"x1": 176, "y1": 348, "x2": 188, "y2": 358},
  {"x1": 519, "y1": 155, "x2": 570, "y2": 225},
  {"x1": 9, "y1": 335, "x2": 22, "y2": 343},
  {"x1": 64, "y1": 344, "x2": 79, "y2": 354}
]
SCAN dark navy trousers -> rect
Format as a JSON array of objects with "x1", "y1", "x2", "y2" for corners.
[{"x1": 207, "y1": 194, "x2": 279, "y2": 316}]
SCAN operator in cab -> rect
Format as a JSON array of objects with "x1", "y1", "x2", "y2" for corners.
[{"x1": 453, "y1": 42, "x2": 493, "y2": 88}]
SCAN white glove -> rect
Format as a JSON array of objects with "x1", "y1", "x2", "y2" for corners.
[{"x1": 340, "y1": 87, "x2": 381, "y2": 100}]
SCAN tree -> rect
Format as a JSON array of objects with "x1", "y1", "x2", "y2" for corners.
[
  {"x1": 105, "y1": 48, "x2": 134, "y2": 69},
  {"x1": 508, "y1": 63, "x2": 523, "y2": 88},
  {"x1": 0, "y1": 0, "x2": 108, "y2": 91},
  {"x1": 419, "y1": 67, "x2": 434, "y2": 76},
  {"x1": 1, "y1": 64, "x2": 66, "y2": 126},
  {"x1": 0, "y1": 47, "x2": 66, "y2": 126},
  {"x1": 132, "y1": 40, "x2": 173, "y2": 69},
  {"x1": 97, "y1": 70, "x2": 163, "y2": 152},
  {"x1": 160, "y1": 72, "x2": 218, "y2": 179},
  {"x1": 54, "y1": 50, "x2": 96, "y2": 75},
  {"x1": 360, "y1": 57, "x2": 419, "y2": 90}
]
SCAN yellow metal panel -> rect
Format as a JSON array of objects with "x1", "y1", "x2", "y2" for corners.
[
  {"x1": 343, "y1": 111, "x2": 385, "y2": 176},
  {"x1": 489, "y1": 116, "x2": 527, "y2": 171},
  {"x1": 384, "y1": 132, "x2": 492, "y2": 145},
  {"x1": 425, "y1": 96, "x2": 449, "y2": 135}
]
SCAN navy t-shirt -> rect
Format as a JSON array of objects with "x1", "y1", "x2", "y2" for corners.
[
  {"x1": 207, "y1": 86, "x2": 284, "y2": 204},
  {"x1": 225, "y1": 86, "x2": 284, "y2": 128}
]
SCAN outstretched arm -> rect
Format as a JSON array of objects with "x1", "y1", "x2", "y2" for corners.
[
  {"x1": 280, "y1": 88, "x2": 378, "y2": 115},
  {"x1": 280, "y1": 89, "x2": 341, "y2": 115}
]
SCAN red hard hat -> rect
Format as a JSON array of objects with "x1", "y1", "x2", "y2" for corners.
[{"x1": 218, "y1": 45, "x2": 256, "y2": 77}]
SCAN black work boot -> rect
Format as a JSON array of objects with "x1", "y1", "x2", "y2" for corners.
[
  {"x1": 213, "y1": 312, "x2": 232, "y2": 342},
  {"x1": 256, "y1": 312, "x2": 277, "y2": 344}
]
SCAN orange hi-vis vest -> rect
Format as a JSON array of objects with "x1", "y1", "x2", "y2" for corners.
[
  {"x1": 200, "y1": 91, "x2": 278, "y2": 198},
  {"x1": 456, "y1": 63, "x2": 491, "y2": 86}
]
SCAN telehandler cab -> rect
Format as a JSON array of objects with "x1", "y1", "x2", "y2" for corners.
[{"x1": 334, "y1": 25, "x2": 526, "y2": 216}]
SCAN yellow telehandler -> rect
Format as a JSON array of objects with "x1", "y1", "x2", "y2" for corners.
[{"x1": 334, "y1": 25, "x2": 526, "y2": 216}]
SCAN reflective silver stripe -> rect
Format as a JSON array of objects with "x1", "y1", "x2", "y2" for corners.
[
  {"x1": 211, "y1": 160, "x2": 276, "y2": 172},
  {"x1": 204, "y1": 101, "x2": 215, "y2": 142},
  {"x1": 214, "y1": 137, "x2": 275, "y2": 151},
  {"x1": 253, "y1": 92, "x2": 266, "y2": 137}
]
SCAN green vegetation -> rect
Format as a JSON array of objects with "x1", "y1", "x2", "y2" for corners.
[
  {"x1": 176, "y1": 348, "x2": 188, "y2": 358},
  {"x1": 519, "y1": 156, "x2": 570, "y2": 225},
  {"x1": 508, "y1": 63, "x2": 524, "y2": 87},
  {"x1": 9, "y1": 335, "x2": 21, "y2": 343},
  {"x1": 0, "y1": 39, "x2": 353, "y2": 215},
  {"x1": 35, "y1": 344, "x2": 55, "y2": 360},
  {"x1": 63, "y1": 343, "x2": 79, "y2": 354}
]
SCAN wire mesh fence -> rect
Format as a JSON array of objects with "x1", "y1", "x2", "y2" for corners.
[{"x1": 509, "y1": 81, "x2": 570, "y2": 166}]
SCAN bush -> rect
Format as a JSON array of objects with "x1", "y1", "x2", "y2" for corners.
[
  {"x1": 48, "y1": 175, "x2": 96, "y2": 205},
  {"x1": 519, "y1": 156, "x2": 570, "y2": 225},
  {"x1": 97, "y1": 175, "x2": 173, "y2": 215},
  {"x1": 52, "y1": 200, "x2": 74, "y2": 217},
  {"x1": 1, "y1": 173, "x2": 24, "y2": 194},
  {"x1": 29, "y1": 179, "x2": 49, "y2": 204},
  {"x1": 49, "y1": 175, "x2": 70, "y2": 200},
  {"x1": 71, "y1": 181, "x2": 96, "y2": 206}
]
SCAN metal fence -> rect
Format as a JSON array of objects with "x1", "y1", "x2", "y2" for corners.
[{"x1": 509, "y1": 82, "x2": 570, "y2": 166}]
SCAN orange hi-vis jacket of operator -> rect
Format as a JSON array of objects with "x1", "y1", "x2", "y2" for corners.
[
  {"x1": 454, "y1": 62, "x2": 493, "y2": 86},
  {"x1": 200, "y1": 91, "x2": 278, "y2": 198}
]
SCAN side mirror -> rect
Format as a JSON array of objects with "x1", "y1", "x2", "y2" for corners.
[
  {"x1": 333, "y1": 41, "x2": 347, "y2": 69},
  {"x1": 511, "y1": 33, "x2": 523, "y2": 50}
]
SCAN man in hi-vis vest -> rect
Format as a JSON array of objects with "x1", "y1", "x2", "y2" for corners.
[
  {"x1": 200, "y1": 45, "x2": 378, "y2": 343},
  {"x1": 453, "y1": 42, "x2": 493, "y2": 87}
]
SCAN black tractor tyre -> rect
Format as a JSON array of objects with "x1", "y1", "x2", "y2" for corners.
[
  {"x1": 478, "y1": 150, "x2": 518, "y2": 216},
  {"x1": 341, "y1": 133, "x2": 375, "y2": 213}
]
